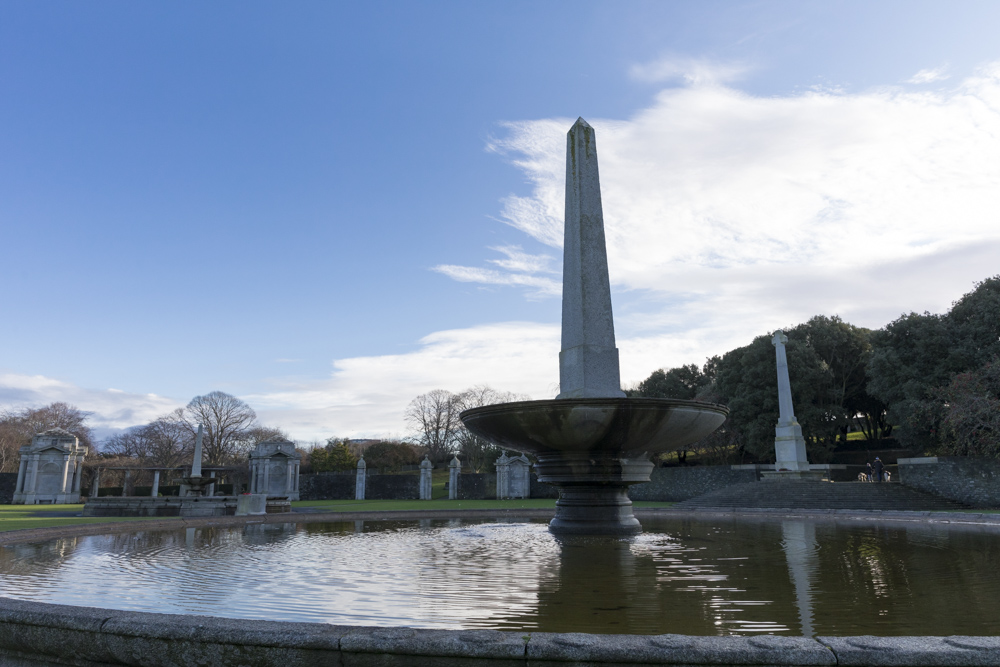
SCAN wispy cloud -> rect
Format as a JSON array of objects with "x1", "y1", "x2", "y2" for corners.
[
  {"x1": 629, "y1": 56, "x2": 750, "y2": 85},
  {"x1": 0, "y1": 373, "x2": 180, "y2": 430},
  {"x1": 908, "y1": 66, "x2": 949, "y2": 84}
]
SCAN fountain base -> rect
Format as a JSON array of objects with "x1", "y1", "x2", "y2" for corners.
[{"x1": 549, "y1": 484, "x2": 641, "y2": 535}]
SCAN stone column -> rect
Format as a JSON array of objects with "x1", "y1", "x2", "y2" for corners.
[
  {"x1": 151, "y1": 471, "x2": 161, "y2": 497},
  {"x1": 14, "y1": 456, "x2": 28, "y2": 497},
  {"x1": 122, "y1": 470, "x2": 131, "y2": 497},
  {"x1": 771, "y1": 331, "x2": 810, "y2": 473},
  {"x1": 293, "y1": 462, "x2": 300, "y2": 491},
  {"x1": 208, "y1": 471, "x2": 216, "y2": 497},
  {"x1": 27, "y1": 455, "x2": 40, "y2": 494},
  {"x1": 557, "y1": 118, "x2": 625, "y2": 400},
  {"x1": 286, "y1": 460, "x2": 294, "y2": 496},
  {"x1": 448, "y1": 456, "x2": 461, "y2": 500},
  {"x1": 419, "y1": 456, "x2": 433, "y2": 500},
  {"x1": 355, "y1": 457, "x2": 366, "y2": 500},
  {"x1": 262, "y1": 462, "x2": 270, "y2": 497},
  {"x1": 90, "y1": 468, "x2": 101, "y2": 498},
  {"x1": 72, "y1": 460, "x2": 83, "y2": 494},
  {"x1": 60, "y1": 455, "x2": 72, "y2": 494},
  {"x1": 248, "y1": 460, "x2": 257, "y2": 493}
]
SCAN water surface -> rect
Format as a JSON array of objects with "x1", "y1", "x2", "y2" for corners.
[{"x1": 2, "y1": 516, "x2": 998, "y2": 636}]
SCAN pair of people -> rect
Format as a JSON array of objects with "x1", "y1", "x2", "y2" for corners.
[{"x1": 865, "y1": 458, "x2": 887, "y2": 482}]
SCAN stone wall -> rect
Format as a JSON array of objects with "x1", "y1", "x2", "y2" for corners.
[
  {"x1": 4, "y1": 595, "x2": 999, "y2": 667},
  {"x1": 628, "y1": 466, "x2": 758, "y2": 502},
  {"x1": 299, "y1": 473, "x2": 355, "y2": 501},
  {"x1": 0, "y1": 472, "x2": 16, "y2": 504},
  {"x1": 899, "y1": 456, "x2": 1000, "y2": 508}
]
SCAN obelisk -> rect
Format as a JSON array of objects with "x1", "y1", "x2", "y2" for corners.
[
  {"x1": 770, "y1": 331, "x2": 810, "y2": 473},
  {"x1": 191, "y1": 424, "x2": 204, "y2": 477},
  {"x1": 557, "y1": 118, "x2": 626, "y2": 400}
]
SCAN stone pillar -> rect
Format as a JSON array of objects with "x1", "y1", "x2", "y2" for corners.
[
  {"x1": 60, "y1": 455, "x2": 72, "y2": 494},
  {"x1": 13, "y1": 456, "x2": 28, "y2": 500},
  {"x1": 770, "y1": 330, "x2": 810, "y2": 473},
  {"x1": 557, "y1": 118, "x2": 625, "y2": 400},
  {"x1": 286, "y1": 461, "x2": 294, "y2": 497},
  {"x1": 262, "y1": 461, "x2": 270, "y2": 496},
  {"x1": 419, "y1": 456, "x2": 433, "y2": 500},
  {"x1": 27, "y1": 455, "x2": 40, "y2": 494},
  {"x1": 151, "y1": 471, "x2": 161, "y2": 497},
  {"x1": 293, "y1": 462, "x2": 300, "y2": 491},
  {"x1": 355, "y1": 457, "x2": 366, "y2": 500},
  {"x1": 248, "y1": 460, "x2": 257, "y2": 493},
  {"x1": 122, "y1": 470, "x2": 131, "y2": 497},
  {"x1": 72, "y1": 461, "x2": 83, "y2": 494},
  {"x1": 90, "y1": 468, "x2": 101, "y2": 498},
  {"x1": 495, "y1": 452, "x2": 510, "y2": 499},
  {"x1": 448, "y1": 456, "x2": 461, "y2": 500},
  {"x1": 208, "y1": 471, "x2": 216, "y2": 497}
]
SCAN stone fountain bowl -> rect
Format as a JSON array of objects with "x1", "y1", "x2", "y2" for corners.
[
  {"x1": 461, "y1": 397, "x2": 728, "y2": 535},
  {"x1": 460, "y1": 397, "x2": 728, "y2": 460}
]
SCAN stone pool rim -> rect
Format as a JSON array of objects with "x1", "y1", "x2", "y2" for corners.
[{"x1": 3, "y1": 508, "x2": 1000, "y2": 667}]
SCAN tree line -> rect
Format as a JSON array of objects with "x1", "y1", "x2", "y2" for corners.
[
  {"x1": 630, "y1": 275, "x2": 1000, "y2": 462},
  {"x1": 0, "y1": 391, "x2": 288, "y2": 474}
]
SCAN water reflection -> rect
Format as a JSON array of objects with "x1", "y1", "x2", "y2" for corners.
[
  {"x1": 781, "y1": 521, "x2": 818, "y2": 637},
  {"x1": 2, "y1": 517, "x2": 1000, "y2": 636}
]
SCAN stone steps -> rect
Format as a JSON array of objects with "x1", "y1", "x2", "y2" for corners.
[{"x1": 674, "y1": 481, "x2": 966, "y2": 511}]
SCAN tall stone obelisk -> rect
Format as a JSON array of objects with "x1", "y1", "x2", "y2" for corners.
[
  {"x1": 557, "y1": 118, "x2": 626, "y2": 400},
  {"x1": 767, "y1": 331, "x2": 813, "y2": 477}
]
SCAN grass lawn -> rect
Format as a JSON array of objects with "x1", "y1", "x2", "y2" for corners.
[{"x1": 0, "y1": 504, "x2": 176, "y2": 533}]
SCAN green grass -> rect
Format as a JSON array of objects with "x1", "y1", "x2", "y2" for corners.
[
  {"x1": 0, "y1": 499, "x2": 676, "y2": 534},
  {"x1": 0, "y1": 504, "x2": 175, "y2": 533}
]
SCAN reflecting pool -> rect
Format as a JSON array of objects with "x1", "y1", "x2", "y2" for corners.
[{"x1": 2, "y1": 516, "x2": 999, "y2": 636}]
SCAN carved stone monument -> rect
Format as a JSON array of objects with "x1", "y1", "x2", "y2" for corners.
[
  {"x1": 496, "y1": 452, "x2": 530, "y2": 499},
  {"x1": 248, "y1": 439, "x2": 301, "y2": 500},
  {"x1": 13, "y1": 428, "x2": 87, "y2": 504},
  {"x1": 762, "y1": 330, "x2": 825, "y2": 481}
]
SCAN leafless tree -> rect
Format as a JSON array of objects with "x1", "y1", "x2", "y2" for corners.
[
  {"x1": 404, "y1": 389, "x2": 462, "y2": 463},
  {"x1": 0, "y1": 402, "x2": 94, "y2": 472},
  {"x1": 183, "y1": 391, "x2": 259, "y2": 464},
  {"x1": 453, "y1": 385, "x2": 527, "y2": 472}
]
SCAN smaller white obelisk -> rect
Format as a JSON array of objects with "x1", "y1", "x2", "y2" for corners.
[
  {"x1": 191, "y1": 424, "x2": 204, "y2": 477},
  {"x1": 772, "y1": 331, "x2": 810, "y2": 472}
]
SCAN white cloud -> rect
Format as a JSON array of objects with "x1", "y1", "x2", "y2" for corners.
[
  {"x1": 0, "y1": 373, "x2": 181, "y2": 430},
  {"x1": 248, "y1": 323, "x2": 560, "y2": 441},
  {"x1": 908, "y1": 66, "x2": 950, "y2": 84}
]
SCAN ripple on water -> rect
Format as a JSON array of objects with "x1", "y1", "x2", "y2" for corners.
[{"x1": 2, "y1": 516, "x2": 1000, "y2": 636}]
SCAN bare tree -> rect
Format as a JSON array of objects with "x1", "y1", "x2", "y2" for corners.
[
  {"x1": 0, "y1": 402, "x2": 94, "y2": 472},
  {"x1": 453, "y1": 385, "x2": 527, "y2": 472},
  {"x1": 183, "y1": 391, "x2": 259, "y2": 464},
  {"x1": 404, "y1": 389, "x2": 462, "y2": 463}
]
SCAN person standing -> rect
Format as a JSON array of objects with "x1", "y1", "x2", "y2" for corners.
[
  {"x1": 866, "y1": 461, "x2": 874, "y2": 482},
  {"x1": 873, "y1": 457, "x2": 885, "y2": 483}
]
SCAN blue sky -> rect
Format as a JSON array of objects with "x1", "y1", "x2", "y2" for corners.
[{"x1": 3, "y1": 1, "x2": 1000, "y2": 442}]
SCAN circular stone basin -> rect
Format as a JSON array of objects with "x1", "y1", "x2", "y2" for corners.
[
  {"x1": 3, "y1": 516, "x2": 1000, "y2": 637},
  {"x1": 461, "y1": 398, "x2": 728, "y2": 535},
  {"x1": 460, "y1": 398, "x2": 728, "y2": 459}
]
